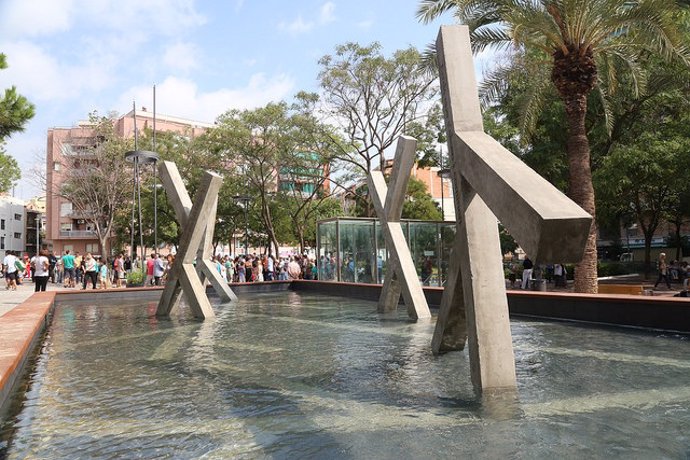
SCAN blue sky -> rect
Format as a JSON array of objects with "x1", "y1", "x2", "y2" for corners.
[{"x1": 0, "y1": 0, "x2": 469, "y2": 199}]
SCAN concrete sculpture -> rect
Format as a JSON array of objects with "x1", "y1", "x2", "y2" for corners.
[
  {"x1": 368, "y1": 136, "x2": 432, "y2": 320},
  {"x1": 434, "y1": 25, "x2": 592, "y2": 391},
  {"x1": 156, "y1": 161, "x2": 237, "y2": 319}
]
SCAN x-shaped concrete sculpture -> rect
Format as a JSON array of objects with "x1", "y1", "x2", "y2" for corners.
[
  {"x1": 434, "y1": 25, "x2": 592, "y2": 391},
  {"x1": 156, "y1": 161, "x2": 237, "y2": 319},
  {"x1": 368, "y1": 136, "x2": 432, "y2": 320}
]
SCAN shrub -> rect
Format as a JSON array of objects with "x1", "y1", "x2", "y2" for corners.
[{"x1": 126, "y1": 269, "x2": 145, "y2": 286}]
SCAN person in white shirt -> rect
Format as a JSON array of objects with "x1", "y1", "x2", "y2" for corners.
[
  {"x1": 3, "y1": 250, "x2": 19, "y2": 291},
  {"x1": 32, "y1": 250, "x2": 50, "y2": 292}
]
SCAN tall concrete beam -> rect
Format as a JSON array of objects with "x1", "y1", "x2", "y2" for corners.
[
  {"x1": 434, "y1": 25, "x2": 592, "y2": 392},
  {"x1": 369, "y1": 136, "x2": 431, "y2": 320},
  {"x1": 156, "y1": 167, "x2": 225, "y2": 319}
]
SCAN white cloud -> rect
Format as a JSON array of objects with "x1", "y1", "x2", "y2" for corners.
[
  {"x1": 279, "y1": 16, "x2": 314, "y2": 35},
  {"x1": 81, "y1": 0, "x2": 206, "y2": 36},
  {"x1": 280, "y1": 3, "x2": 336, "y2": 35},
  {"x1": 0, "y1": 0, "x2": 75, "y2": 38},
  {"x1": 163, "y1": 42, "x2": 200, "y2": 73},
  {"x1": 0, "y1": 41, "x2": 115, "y2": 102},
  {"x1": 116, "y1": 74, "x2": 295, "y2": 123},
  {"x1": 319, "y1": 2, "x2": 336, "y2": 24},
  {"x1": 357, "y1": 19, "x2": 374, "y2": 29},
  {"x1": 0, "y1": 0, "x2": 206, "y2": 40}
]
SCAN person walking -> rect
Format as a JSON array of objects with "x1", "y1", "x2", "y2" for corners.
[
  {"x1": 82, "y1": 253, "x2": 98, "y2": 289},
  {"x1": 654, "y1": 252, "x2": 672, "y2": 290},
  {"x1": 62, "y1": 250, "x2": 76, "y2": 288},
  {"x1": 521, "y1": 257, "x2": 534, "y2": 290},
  {"x1": 153, "y1": 253, "x2": 165, "y2": 286},
  {"x1": 32, "y1": 250, "x2": 50, "y2": 292},
  {"x1": 3, "y1": 250, "x2": 19, "y2": 291},
  {"x1": 146, "y1": 253, "x2": 155, "y2": 286},
  {"x1": 99, "y1": 258, "x2": 110, "y2": 289}
]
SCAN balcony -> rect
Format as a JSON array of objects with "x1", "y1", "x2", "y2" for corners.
[{"x1": 59, "y1": 230, "x2": 97, "y2": 239}]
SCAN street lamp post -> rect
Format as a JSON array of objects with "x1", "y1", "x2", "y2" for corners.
[
  {"x1": 233, "y1": 196, "x2": 250, "y2": 255},
  {"x1": 36, "y1": 214, "x2": 40, "y2": 253},
  {"x1": 125, "y1": 149, "x2": 159, "y2": 264},
  {"x1": 437, "y1": 168, "x2": 452, "y2": 221}
]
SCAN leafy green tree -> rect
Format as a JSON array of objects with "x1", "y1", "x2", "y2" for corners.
[
  {"x1": 401, "y1": 177, "x2": 443, "y2": 220},
  {"x1": 0, "y1": 141, "x2": 20, "y2": 193},
  {"x1": 418, "y1": 0, "x2": 689, "y2": 293},
  {"x1": 0, "y1": 54, "x2": 34, "y2": 140},
  {"x1": 0, "y1": 54, "x2": 35, "y2": 193},
  {"x1": 594, "y1": 133, "x2": 690, "y2": 276},
  {"x1": 206, "y1": 102, "x2": 337, "y2": 256},
  {"x1": 315, "y1": 43, "x2": 439, "y2": 213}
]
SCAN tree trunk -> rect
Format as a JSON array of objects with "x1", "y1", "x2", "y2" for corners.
[
  {"x1": 673, "y1": 221, "x2": 682, "y2": 261},
  {"x1": 563, "y1": 94, "x2": 598, "y2": 293},
  {"x1": 643, "y1": 232, "x2": 653, "y2": 279}
]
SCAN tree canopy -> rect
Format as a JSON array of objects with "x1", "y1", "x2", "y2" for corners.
[
  {"x1": 418, "y1": 0, "x2": 690, "y2": 293},
  {"x1": 0, "y1": 53, "x2": 34, "y2": 193}
]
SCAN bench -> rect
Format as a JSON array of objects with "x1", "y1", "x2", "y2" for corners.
[{"x1": 597, "y1": 284, "x2": 644, "y2": 295}]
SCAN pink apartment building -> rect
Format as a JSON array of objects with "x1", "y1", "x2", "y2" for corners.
[{"x1": 45, "y1": 109, "x2": 213, "y2": 256}]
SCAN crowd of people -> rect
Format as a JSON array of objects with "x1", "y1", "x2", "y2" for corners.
[
  {"x1": 3, "y1": 249, "x2": 323, "y2": 292},
  {"x1": 211, "y1": 253, "x2": 318, "y2": 283}
]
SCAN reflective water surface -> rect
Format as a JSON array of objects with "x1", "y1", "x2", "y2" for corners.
[{"x1": 1, "y1": 292, "x2": 689, "y2": 459}]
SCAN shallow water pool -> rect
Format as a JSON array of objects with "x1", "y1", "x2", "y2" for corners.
[{"x1": 1, "y1": 291, "x2": 689, "y2": 458}]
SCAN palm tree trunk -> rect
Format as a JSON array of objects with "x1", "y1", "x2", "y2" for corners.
[{"x1": 564, "y1": 94, "x2": 598, "y2": 293}]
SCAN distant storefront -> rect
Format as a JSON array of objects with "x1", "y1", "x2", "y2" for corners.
[{"x1": 316, "y1": 217, "x2": 456, "y2": 287}]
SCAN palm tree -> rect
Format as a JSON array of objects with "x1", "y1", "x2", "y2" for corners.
[{"x1": 418, "y1": 0, "x2": 688, "y2": 293}]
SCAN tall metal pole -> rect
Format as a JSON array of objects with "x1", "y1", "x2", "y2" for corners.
[
  {"x1": 244, "y1": 202, "x2": 249, "y2": 255},
  {"x1": 36, "y1": 214, "x2": 40, "y2": 253},
  {"x1": 440, "y1": 147, "x2": 445, "y2": 221},
  {"x1": 137, "y1": 158, "x2": 145, "y2": 263},
  {"x1": 130, "y1": 102, "x2": 137, "y2": 262},
  {"x1": 153, "y1": 85, "x2": 158, "y2": 252}
]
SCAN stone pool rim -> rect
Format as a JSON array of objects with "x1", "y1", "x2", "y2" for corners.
[{"x1": 2, "y1": 281, "x2": 689, "y2": 415}]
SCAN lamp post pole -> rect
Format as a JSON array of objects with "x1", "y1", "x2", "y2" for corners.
[
  {"x1": 36, "y1": 214, "x2": 40, "y2": 253},
  {"x1": 243, "y1": 202, "x2": 249, "y2": 255},
  {"x1": 233, "y1": 196, "x2": 251, "y2": 255}
]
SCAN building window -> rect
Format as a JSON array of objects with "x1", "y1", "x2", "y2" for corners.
[
  {"x1": 60, "y1": 202, "x2": 73, "y2": 217},
  {"x1": 63, "y1": 245, "x2": 73, "y2": 253},
  {"x1": 85, "y1": 243, "x2": 99, "y2": 253},
  {"x1": 1, "y1": 237, "x2": 4, "y2": 249},
  {"x1": 0, "y1": 219, "x2": 4, "y2": 230},
  {"x1": 61, "y1": 223, "x2": 72, "y2": 232},
  {"x1": 54, "y1": 161, "x2": 61, "y2": 171},
  {"x1": 14, "y1": 232, "x2": 21, "y2": 239},
  {"x1": 14, "y1": 213, "x2": 21, "y2": 221}
]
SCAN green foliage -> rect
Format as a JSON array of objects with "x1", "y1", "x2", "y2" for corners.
[
  {"x1": 126, "y1": 269, "x2": 145, "y2": 285},
  {"x1": 316, "y1": 41, "x2": 439, "y2": 205},
  {"x1": 401, "y1": 177, "x2": 442, "y2": 221},
  {"x1": 0, "y1": 142, "x2": 20, "y2": 193},
  {"x1": 499, "y1": 223, "x2": 518, "y2": 256},
  {"x1": 0, "y1": 54, "x2": 35, "y2": 140}
]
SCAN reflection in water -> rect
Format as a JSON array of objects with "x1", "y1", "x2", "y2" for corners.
[{"x1": 1, "y1": 292, "x2": 690, "y2": 459}]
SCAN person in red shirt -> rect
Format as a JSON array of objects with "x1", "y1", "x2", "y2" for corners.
[{"x1": 146, "y1": 253, "x2": 155, "y2": 286}]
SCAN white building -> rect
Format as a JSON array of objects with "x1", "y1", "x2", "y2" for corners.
[{"x1": 0, "y1": 195, "x2": 26, "y2": 259}]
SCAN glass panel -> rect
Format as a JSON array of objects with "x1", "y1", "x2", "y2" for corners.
[
  {"x1": 317, "y1": 221, "x2": 337, "y2": 281},
  {"x1": 409, "y1": 222, "x2": 439, "y2": 286},
  {"x1": 439, "y1": 223, "x2": 456, "y2": 287},
  {"x1": 339, "y1": 221, "x2": 355, "y2": 282},
  {"x1": 375, "y1": 222, "x2": 387, "y2": 284},
  {"x1": 338, "y1": 220, "x2": 375, "y2": 284}
]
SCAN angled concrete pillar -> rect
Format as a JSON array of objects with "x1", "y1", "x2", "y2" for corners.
[
  {"x1": 369, "y1": 136, "x2": 431, "y2": 320},
  {"x1": 156, "y1": 161, "x2": 237, "y2": 320},
  {"x1": 435, "y1": 25, "x2": 592, "y2": 392}
]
